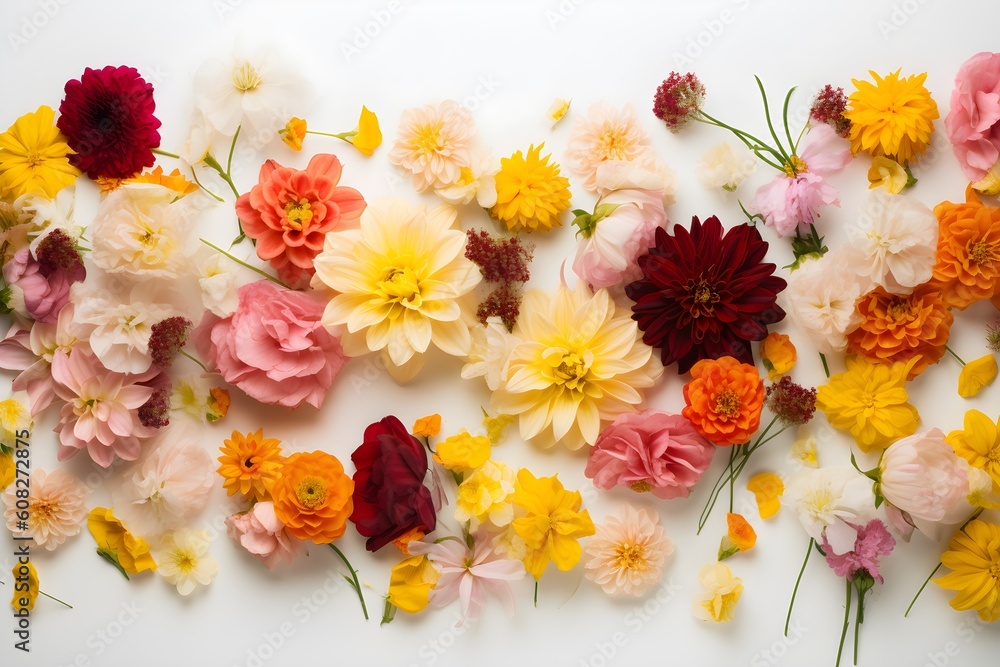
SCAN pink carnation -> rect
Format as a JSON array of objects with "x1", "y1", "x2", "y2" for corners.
[
  {"x1": 194, "y1": 280, "x2": 346, "y2": 409},
  {"x1": 822, "y1": 519, "x2": 895, "y2": 584},
  {"x1": 225, "y1": 501, "x2": 303, "y2": 571},
  {"x1": 946, "y1": 52, "x2": 1000, "y2": 182},
  {"x1": 585, "y1": 410, "x2": 715, "y2": 499},
  {"x1": 2, "y1": 245, "x2": 84, "y2": 324}
]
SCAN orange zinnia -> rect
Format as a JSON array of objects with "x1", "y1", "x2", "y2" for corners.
[
  {"x1": 217, "y1": 429, "x2": 284, "y2": 501},
  {"x1": 846, "y1": 284, "x2": 953, "y2": 379},
  {"x1": 931, "y1": 186, "x2": 1000, "y2": 309},
  {"x1": 271, "y1": 451, "x2": 354, "y2": 544},
  {"x1": 682, "y1": 356, "x2": 764, "y2": 446}
]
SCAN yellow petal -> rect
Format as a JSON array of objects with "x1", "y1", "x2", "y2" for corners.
[
  {"x1": 351, "y1": 106, "x2": 382, "y2": 156},
  {"x1": 10, "y1": 560, "x2": 39, "y2": 613},
  {"x1": 412, "y1": 414, "x2": 441, "y2": 438},
  {"x1": 790, "y1": 428, "x2": 819, "y2": 468},
  {"x1": 387, "y1": 555, "x2": 439, "y2": 613},
  {"x1": 959, "y1": 355, "x2": 998, "y2": 398},
  {"x1": 746, "y1": 473, "x2": 784, "y2": 519},
  {"x1": 759, "y1": 332, "x2": 796, "y2": 380}
]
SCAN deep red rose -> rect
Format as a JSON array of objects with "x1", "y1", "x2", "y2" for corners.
[
  {"x1": 625, "y1": 215, "x2": 786, "y2": 374},
  {"x1": 350, "y1": 416, "x2": 436, "y2": 552},
  {"x1": 58, "y1": 65, "x2": 161, "y2": 179}
]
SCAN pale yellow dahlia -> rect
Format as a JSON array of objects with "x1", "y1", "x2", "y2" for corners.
[
  {"x1": 844, "y1": 70, "x2": 939, "y2": 164},
  {"x1": 490, "y1": 283, "x2": 662, "y2": 449},
  {"x1": 491, "y1": 144, "x2": 571, "y2": 233},
  {"x1": 313, "y1": 198, "x2": 481, "y2": 382}
]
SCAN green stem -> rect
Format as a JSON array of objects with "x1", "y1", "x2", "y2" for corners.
[
  {"x1": 226, "y1": 125, "x2": 241, "y2": 177},
  {"x1": 152, "y1": 147, "x2": 181, "y2": 159},
  {"x1": 854, "y1": 582, "x2": 863, "y2": 665},
  {"x1": 39, "y1": 590, "x2": 73, "y2": 609},
  {"x1": 793, "y1": 122, "x2": 809, "y2": 155},
  {"x1": 836, "y1": 579, "x2": 852, "y2": 667},
  {"x1": 534, "y1": 581, "x2": 539, "y2": 608},
  {"x1": 819, "y1": 352, "x2": 830, "y2": 378},
  {"x1": 755, "y1": 75, "x2": 791, "y2": 162},
  {"x1": 180, "y1": 350, "x2": 208, "y2": 372},
  {"x1": 697, "y1": 450, "x2": 738, "y2": 534},
  {"x1": 189, "y1": 167, "x2": 224, "y2": 202},
  {"x1": 695, "y1": 113, "x2": 786, "y2": 168},
  {"x1": 945, "y1": 345, "x2": 966, "y2": 366},
  {"x1": 904, "y1": 563, "x2": 942, "y2": 618},
  {"x1": 203, "y1": 155, "x2": 241, "y2": 200},
  {"x1": 781, "y1": 86, "x2": 798, "y2": 159},
  {"x1": 199, "y1": 239, "x2": 289, "y2": 289},
  {"x1": 307, "y1": 130, "x2": 356, "y2": 144},
  {"x1": 329, "y1": 543, "x2": 369, "y2": 620},
  {"x1": 785, "y1": 538, "x2": 813, "y2": 635},
  {"x1": 728, "y1": 445, "x2": 738, "y2": 512}
]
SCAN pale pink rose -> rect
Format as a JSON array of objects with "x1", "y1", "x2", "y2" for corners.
[
  {"x1": 226, "y1": 501, "x2": 304, "y2": 571},
  {"x1": 750, "y1": 124, "x2": 851, "y2": 237},
  {"x1": 880, "y1": 428, "x2": 972, "y2": 541},
  {"x1": 585, "y1": 410, "x2": 715, "y2": 499},
  {"x1": 946, "y1": 52, "x2": 1000, "y2": 181},
  {"x1": 194, "y1": 280, "x2": 346, "y2": 409},
  {"x1": 2, "y1": 242, "x2": 84, "y2": 324}
]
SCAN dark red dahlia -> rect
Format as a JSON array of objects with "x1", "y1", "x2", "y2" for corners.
[
  {"x1": 349, "y1": 416, "x2": 437, "y2": 552},
  {"x1": 625, "y1": 216, "x2": 786, "y2": 374},
  {"x1": 57, "y1": 66, "x2": 161, "y2": 179}
]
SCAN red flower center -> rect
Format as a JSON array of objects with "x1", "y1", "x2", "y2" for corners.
[{"x1": 686, "y1": 277, "x2": 720, "y2": 317}]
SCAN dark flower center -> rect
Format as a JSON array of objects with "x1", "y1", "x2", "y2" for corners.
[{"x1": 686, "y1": 277, "x2": 720, "y2": 317}]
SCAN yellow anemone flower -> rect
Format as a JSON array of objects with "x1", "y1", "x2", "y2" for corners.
[{"x1": 0, "y1": 106, "x2": 80, "y2": 200}]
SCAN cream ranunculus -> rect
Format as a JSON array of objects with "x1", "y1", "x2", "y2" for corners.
[
  {"x1": 490, "y1": 282, "x2": 662, "y2": 450},
  {"x1": 313, "y1": 198, "x2": 481, "y2": 382}
]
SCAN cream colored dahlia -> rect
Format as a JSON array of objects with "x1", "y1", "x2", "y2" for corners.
[
  {"x1": 388, "y1": 100, "x2": 475, "y2": 192},
  {"x1": 490, "y1": 282, "x2": 662, "y2": 449},
  {"x1": 565, "y1": 102, "x2": 652, "y2": 192},
  {"x1": 2, "y1": 468, "x2": 89, "y2": 551},
  {"x1": 584, "y1": 504, "x2": 673, "y2": 597},
  {"x1": 313, "y1": 198, "x2": 481, "y2": 382}
]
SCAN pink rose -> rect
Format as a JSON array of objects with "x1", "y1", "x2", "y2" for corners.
[
  {"x1": 585, "y1": 410, "x2": 714, "y2": 499},
  {"x1": 2, "y1": 232, "x2": 85, "y2": 323},
  {"x1": 946, "y1": 52, "x2": 1000, "y2": 181},
  {"x1": 225, "y1": 501, "x2": 303, "y2": 571},
  {"x1": 194, "y1": 280, "x2": 346, "y2": 409}
]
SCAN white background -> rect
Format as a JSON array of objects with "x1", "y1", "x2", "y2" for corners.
[{"x1": 1, "y1": 0, "x2": 999, "y2": 666}]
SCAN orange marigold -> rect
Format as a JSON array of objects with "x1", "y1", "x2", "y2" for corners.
[
  {"x1": 846, "y1": 283, "x2": 953, "y2": 379},
  {"x1": 931, "y1": 186, "x2": 1000, "y2": 309},
  {"x1": 271, "y1": 451, "x2": 354, "y2": 544},
  {"x1": 682, "y1": 356, "x2": 764, "y2": 446},
  {"x1": 217, "y1": 429, "x2": 284, "y2": 501}
]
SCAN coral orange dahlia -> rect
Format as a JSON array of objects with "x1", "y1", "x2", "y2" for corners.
[{"x1": 682, "y1": 356, "x2": 764, "y2": 447}]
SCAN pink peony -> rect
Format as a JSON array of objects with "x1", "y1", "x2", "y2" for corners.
[
  {"x1": 821, "y1": 519, "x2": 895, "y2": 584},
  {"x1": 236, "y1": 154, "x2": 366, "y2": 287},
  {"x1": 2, "y1": 241, "x2": 85, "y2": 324},
  {"x1": 750, "y1": 124, "x2": 851, "y2": 237},
  {"x1": 585, "y1": 410, "x2": 715, "y2": 499},
  {"x1": 194, "y1": 280, "x2": 346, "y2": 409},
  {"x1": 946, "y1": 52, "x2": 1000, "y2": 181},
  {"x1": 226, "y1": 501, "x2": 304, "y2": 571}
]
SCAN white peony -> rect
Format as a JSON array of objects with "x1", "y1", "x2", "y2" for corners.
[
  {"x1": 784, "y1": 467, "x2": 876, "y2": 555},
  {"x1": 782, "y1": 251, "x2": 864, "y2": 354}
]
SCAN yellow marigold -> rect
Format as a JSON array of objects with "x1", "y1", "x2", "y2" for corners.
[
  {"x1": 948, "y1": 410, "x2": 1000, "y2": 487},
  {"x1": 935, "y1": 520, "x2": 1000, "y2": 622},
  {"x1": 845, "y1": 284, "x2": 953, "y2": 379},
  {"x1": 931, "y1": 186, "x2": 1000, "y2": 309},
  {"x1": 682, "y1": 356, "x2": 764, "y2": 447},
  {"x1": 759, "y1": 332, "x2": 796, "y2": 380},
  {"x1": 10, "y1": 560, "x2": 39, "y2": 613},
  {"x1": 387, "y1": 554, "x2": 439, "y2": 614},
  {"x1": 0, "y1": 105, "x2": 80, "y2": 200},
  {"x1": 491, "y1": 143, "x2": 571, "y2": 233},
  {"x1": 282, "y1": 117, "x2": 307, "y2": 151},
  {"x1": 217, "y1": 429, "x2": 284, "y2": 501},
  {"x1": 816, "y1": 356, "x2": 919, "y2": 453},
  {"x1": 844, "y1": 69, "x2": 939, "y2": 164},
  {"x1": 412, "y1": 414, "x2": 441, "y2": 438},
  {"x1": 270, "y1": 450, "x2": 354, "y2": 544},
  {"x1": 959, "y1": 354, "x2": 998, "y2": 398},
  {"x1": 511, "y1": 469, "x2": 595, "y2": 580},
  {"x1": 434, "y1": 431, "x2": 490, "y2": 471},
  {"x1": 87, "y1": 507, "x2": 157, "y2": 576}
]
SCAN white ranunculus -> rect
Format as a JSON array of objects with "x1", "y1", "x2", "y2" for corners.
[
  {"x1": 697, "y1": 142, "x2": 756, "y2": 191},
  {"x1": 783, "y1": 467, "x2": 876, "y2": 555},
  {"x1": 197, "y1": 252, "x2": 240, "y2": 318},
  {"x1": 782, "y1": 250, "x2": 864, "y2": 354}
]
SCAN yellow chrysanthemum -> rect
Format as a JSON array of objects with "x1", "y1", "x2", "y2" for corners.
[
  {"x1": 491, "y1": 283, "x2": 662, "y2": 450},
  {"x1": 844, "y1": 70, "x2": 939, "y2": 165},
  {"x1": 491, "y1": 143, "x2": 571, "y2": 233},
  {"x1": 0, "y1": 106, "x2": 80, "y2": 200},
  {"x1": 217, "y1": 429, "x2": 284, "y2": 501},
  {"x1": 314, "y1": 198, "x2": 481, "y2": 382},
  {"x1": 948, "y1": 410, "x2": 1000, "y2": 488},
  {"x1": 815, "y1": 356, "x2": 919, "y2": 453},
  {"x1": 935, "y1": 520, "x2": 1000, "y2": 622}
]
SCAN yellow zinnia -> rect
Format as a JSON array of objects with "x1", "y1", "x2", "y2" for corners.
[
  {"x1": 217, "y1": 429, "x2": 284, "y2": 501},
  {"x1": 935, "y1": 520, "x2": 1000, "y2": 622},
  {"x1": 491, "y1": 143, "x2": 571, "y2": 233},
  {"x1": 816, "y1": 356, "x2": 919, "y2": 453},
  {"x1": 844, "y1": 70, "x2": 939, "y2": 165},
  {"x1": 0, "y1": 106, "x2": 80, "y2": 200},
  {"x1": 491, "y1": 283, "x2": 661, "y2": 450},
  {"x1": 511, "y1": 469, "x2": 595, "y2": 580},
  {"x1": 948, "y1": 410, "x2": 1000, "y2": 488}
]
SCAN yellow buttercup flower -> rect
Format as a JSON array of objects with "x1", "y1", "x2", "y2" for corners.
[
  {"x1": 387, "y1": 554, "x2": 439, "y2": 614},
  {"x1": 958, "y1": 354, "x2": 998, "y2": 398},
  {"x1": 0, "y1": 106, "x2": 80, "y2": 200},
  {"x1": 746, "y1": 473, "x2": 784, "y2": 519},
  {"x1": 281, "y1": 117, "x2": 308, "y2": 151},
  {"x1": 511, "y1": 469, "x2": 595, "y2": 580},
  {"x1": 935, "y1": 520, "x2": 1000, "y2": 622},
  {"x1": 349, "y1": 106, "x2": 382, "y2": 156},
  {"x1": 867, "y1": 156, "x2": 908, "y2": 194},
  {"x1": 491, "y1": 143, "x2": 571, "y2": 233},
  {"x1": 816, "y1": 356, "x2": 919, "y2": 453},
  {"x1": 759, "y1": 332, "x2": 796, "y2": 380},
  {"x1": 87, "y1": 507, "x2": 157, "y2": 576},
  {"x1": 10, "y1": 561, "x2": 39, "y2": 613},
  {"x1": 692, "y1": 562, "x2": 743, "y2": 623},
  {"x1": 454, "y1": 460, "x2": 515, "y2": 527},
  {"x1": 412, "y1": 414, "x2": 441, "y2": 438},
  {"x1": 434, "y1": 431, "x2": 491, "y2": 471},
  {"x1": 844, "y1": 70, "x2": 939, "y2": 164},
  {"x1": 948, "y1": 410, "x2": 1000, "y2": 488}
]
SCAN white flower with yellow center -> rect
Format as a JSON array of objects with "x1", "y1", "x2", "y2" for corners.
[
  {"x1": 783, "y1": 467, "x2": 875, "y2": 555},
  {"x1": 0, "y1": 396, "x2": 30, "y2": 446},
  {"x1": 154, "y1": 529, "x2": 217, "y2": 596},
  {"x1": 313, "y1": 198, "x2": 481, "y2": 382},
  {"x1": 490, "y1": 282, "x2": 662, "y2": 450},
  {"x1": 435, "y1": 150, "x2": 498, "y2": 207},
  {"x1": 565, "y1": 102, "x2": 653, "y2": 193},
  {"x1": 388, "y1": 100, "x2": 475, "y2": 192}
]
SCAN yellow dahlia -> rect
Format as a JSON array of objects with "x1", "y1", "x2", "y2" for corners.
[
  {"x1": 844, "y1": 70, "x2": 939, "y2": 164},
  {"x1": 313, "y1": 198, "x2": 481, "y2": 382},
  {"x1": 0, "y1": 106, "x2": 80, "y2": 200},
  {"x1": 491, "y1": 143, "x2": 571, "y2": 233},
  {"x1": 491, "y1": 282, "x2": 662, "y2": 450}
]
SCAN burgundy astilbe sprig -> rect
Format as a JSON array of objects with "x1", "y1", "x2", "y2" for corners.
[
  {"x1": 652, "y1": 72, "x2": 706, "y2": 133},
  {"x1": 149, "y1": 316, "x2": 193, "y2": 370},
  {"x1": 477, "y1": 283, "x2": 522, "y2": 332},
  {"x1": 809, "y1": 84, "x2": 851, "y2": 138},
  {"x1": 138, "y1": 384, "x2": 171, "y2": 429},
  {"x1": 36, "y1": 228, "x2": 85, "y2": 278},
  {"x1": 464, "y1": 229, "x2": 532, "y2": 284},
  {"x1": 765, "y1": 376, "x2": 817, "y2": 426}
]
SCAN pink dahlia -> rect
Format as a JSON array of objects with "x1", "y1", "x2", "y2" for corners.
[
  {"x1": 236, "y1": 154, "x2": 366, "y2": 287},
  {"x1": 946, "y1": 52, "x2": 1000, "y2": 182}
]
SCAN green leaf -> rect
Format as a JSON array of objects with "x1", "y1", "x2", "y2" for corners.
[{"x1": 96, "y1": 547, "x2": 130, "y2": 581}]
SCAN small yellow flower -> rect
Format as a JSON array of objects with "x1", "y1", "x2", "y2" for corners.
[
  {"x1": 412, "y1": 414, "x2": 442, "y2": 438},
  {"x1": 349, "y1": 106, "x2": 382, "y2": 156},
  {"x1": 10, "y1": 560, "x2": 39, "y2": 613},
  {"x1": 455, "y1": 460, "x2": 515, "y2": 527},
  {"x1": 281, "y1": 117, "x2": 307, "y2": 151},
  {"x1": 208, "y1": 387, "x2": 230, "y2": 422},
  {"x1": 746, "y1": 473, "x2": 784, "y2": 519},
  {"x1": 128, "y1": 166, "x2": 199, "y2": 197},
  {"x1": 692, "y1": 562, "x2": 743, "y2": 623},
  {"x1": 434, "y1": 431, "x2": 491, "y2": 471},
  {"x1": 959, "y1": 354, "x2": 998, "y2": 398},
  {"x1": 547, "y1": 98, "x2": 571, "y2": 126},
  {"x1": 0, "y1": 105, "x2": 80, "y2": 199},
  {"x1": 0, "y1": 397, "x2": 30, "y2": 448},
  {"x1": 948, "y1": 409, "x2": 1000, "y2": 487},
  {"x1": 387, "y1": 554, "x2": 439, "y2": 614},
  {"x1": 759, "y1": 332, "x2": 796, "y2": 380},
  {"x1": 718, "y1": 513, "x2": 757, "y2": 561},
  {"x1": 482, "y1": 411, "x2": 516, "y2": 445},
  {"x1": 935, "y1": 519, "x2": 1000, "y2": 621},
  {"x1": 491, "y1": 144, "x2": 571, "y2": 233},
  {"x1": 790, "y1": 428, "x2": 819, "y2": 467},
  {"x1": 867, "y1": 156, "x2": 908, "y2": 194},
  {"x1": 391, "y1": 527, "x2": 426, "y2": 555},
  {"x1": 87, "y1": 507, "x2": 157, "y2": 576}
]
